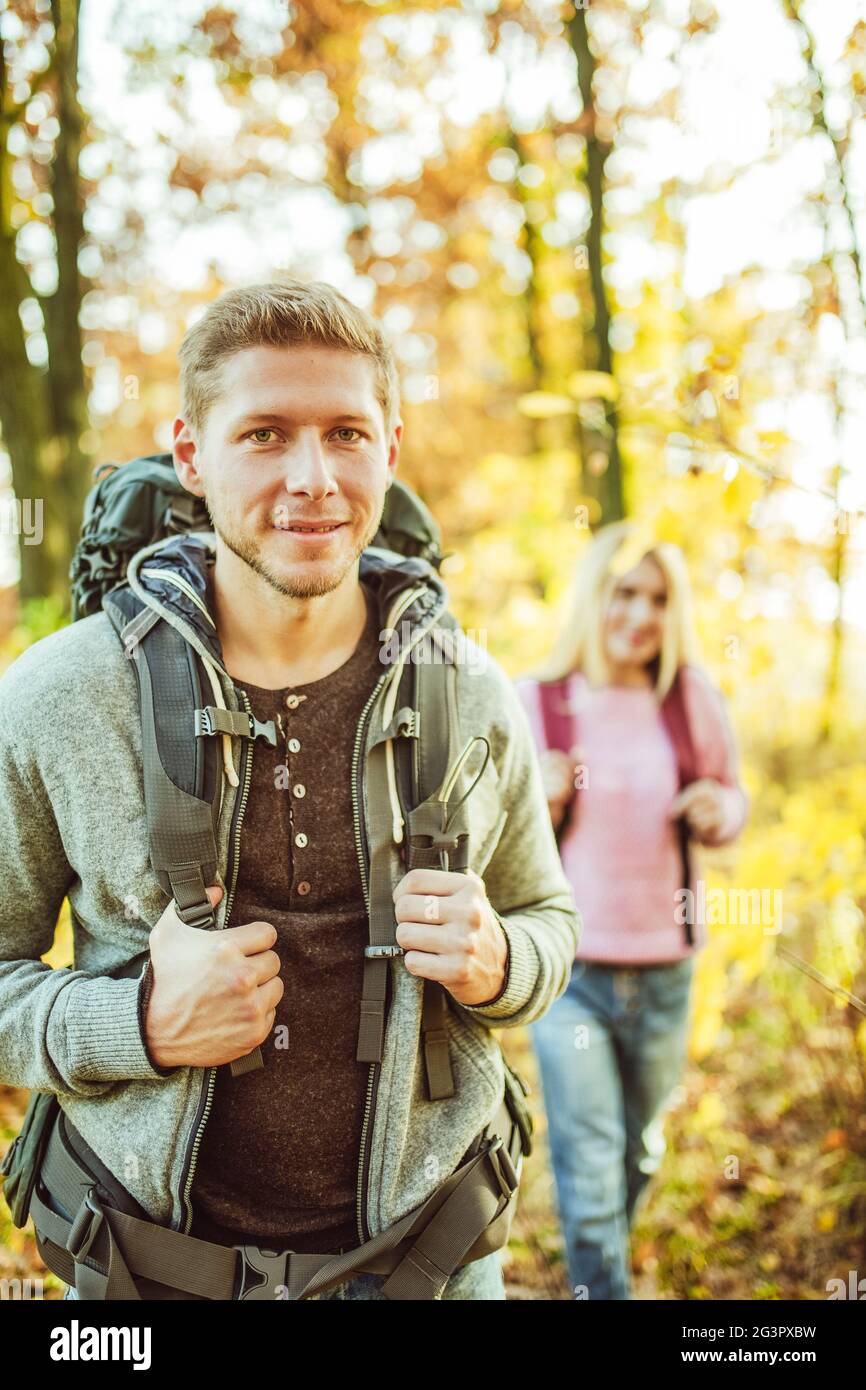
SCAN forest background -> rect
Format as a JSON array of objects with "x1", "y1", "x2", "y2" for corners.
[{"x1": 1, "y1": 0, "x2": 865, "y2": 1300}]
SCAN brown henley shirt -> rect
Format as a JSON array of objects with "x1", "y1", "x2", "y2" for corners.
[{"x1": 187, "y1": 579, "x2": 386, "y2": 1255}]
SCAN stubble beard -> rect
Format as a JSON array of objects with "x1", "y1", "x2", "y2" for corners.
[{"x1": 204, "y1": 493, "x2": 383, "y2": 599}]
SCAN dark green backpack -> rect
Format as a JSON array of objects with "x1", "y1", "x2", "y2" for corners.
[
  {"x1": 69, "y1": 451, "x2": 444, "y2": 622},
  {"x1": 0, "y1": 1091, "x2": 59, "y2": 1228}
]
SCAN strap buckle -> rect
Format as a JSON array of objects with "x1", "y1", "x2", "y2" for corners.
[
  {"x1": 248, "y1": 714, "x2": 277, "y2": 747},
  {"x1": 194, "y1": 707, "x2": 217, "y2": 738},
  {"x1": 364, "y1": 944, "x2": 405, "y2": 959},
  {"x1": 174, "y1": 900, "x2": 216, "y2": 928},
  {"x1": 485, "y1": 1136, "x2": 518, "y2": 1202},
  {"x1": 232, "y1": 1245, "x2": 289, "y2": 1301},
  {"x1": 67, "y1": 1187, "x2": 105, "y2": 1264}
]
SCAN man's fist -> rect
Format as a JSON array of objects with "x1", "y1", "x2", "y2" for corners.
[
  {"x1": 393, "y1": 867, "x2": 508, "y2": 1007},
  {"x1": 144, "y1": 884, "x2": 284, "y2": 1069}
]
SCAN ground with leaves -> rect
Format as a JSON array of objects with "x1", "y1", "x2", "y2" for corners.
[{"x1": 500, "y1": 946, "x2": 866, "y2": 1301}]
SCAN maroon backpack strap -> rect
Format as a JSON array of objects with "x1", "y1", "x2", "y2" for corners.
[
  {"x1": 660, "y1": 667, "x2": 698, "y2": 946},
  {"x1": 538, "y1": 676, "x2": 576, "y2": 754},
  {"x1": 659, "y1": 667, "x2": 698, "y2": 788},
  {"x1": 537, "y1": 676, "x2": 579, "y2": 849}
]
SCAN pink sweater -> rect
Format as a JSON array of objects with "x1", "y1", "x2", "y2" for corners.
[{"x1": 514, "y1": 668, "x2": 748, "y2": 964}]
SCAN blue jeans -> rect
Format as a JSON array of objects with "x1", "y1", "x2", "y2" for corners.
[
  {"x1": 63, "y1": 1250, "x2": 505, "y2": 1301},
  {"x1": 531, "y1": 956, "x2": 694, "y2": 1301}
]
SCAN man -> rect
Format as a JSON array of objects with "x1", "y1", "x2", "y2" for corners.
[{"x1": 0, "y1": 279, "x2": 580, "y2": 1300}]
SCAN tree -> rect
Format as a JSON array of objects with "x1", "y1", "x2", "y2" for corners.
[{"x1": 0, "y1": 0, "x2": 90, "y2": 608}]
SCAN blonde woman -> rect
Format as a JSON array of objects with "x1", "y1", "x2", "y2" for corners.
[{"x1": 514, "y1": 522, "x2": 747, "y2": 1301}]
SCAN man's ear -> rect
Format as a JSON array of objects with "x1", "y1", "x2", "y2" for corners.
[
  {"x1": 385, "y1": 419, "x2": 402, "y2": 487},
  {"x1": 172, "y1": 418, "x2": 205, "y2": 498}
]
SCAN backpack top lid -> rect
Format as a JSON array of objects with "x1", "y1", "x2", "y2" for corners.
[{"x1": 69, "y1": 452, "x2": 444, "y2": 622}]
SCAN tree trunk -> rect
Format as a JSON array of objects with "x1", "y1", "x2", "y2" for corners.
[
  {"x1": 0, "y1": 0, "x2": 89, "y2": 610},
  {"x1": 567, "y1": 6, "x2": 624, "y2": 525}
]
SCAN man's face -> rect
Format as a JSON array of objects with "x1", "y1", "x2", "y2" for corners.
[{"x1": 173, "y1": 343, "x2": 400, "y2": 599}]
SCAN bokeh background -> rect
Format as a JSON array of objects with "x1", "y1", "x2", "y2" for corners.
[{"x1": 2, "y1": 0, "x2": 866, "y2": 1300}]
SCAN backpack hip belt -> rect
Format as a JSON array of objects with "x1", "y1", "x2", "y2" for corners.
[{"x1": 23, "y1": 1085, "x2": 526, "y2": 1300}]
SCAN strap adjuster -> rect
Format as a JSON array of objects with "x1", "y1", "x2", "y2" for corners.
[
  {"x1": 364, "y1": 944, "x2": 404, "y2": 959},
  {"x1": 174, "y1": 900, "x2": 216, "y2": 928},
  {"x1": 67, "y1": 1188, "x2": 105, "y2": 1264},
  {"x1": 485, "y1": 1136, "x2": 518, "y2": 1202},
  {"x1": 232, "y1": 1245, "x2": 289, "y2": 1300}
]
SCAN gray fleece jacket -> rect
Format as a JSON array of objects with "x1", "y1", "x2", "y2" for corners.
[{"x1": 0, "y1": 531, "x2": 580, "y2": 1244}]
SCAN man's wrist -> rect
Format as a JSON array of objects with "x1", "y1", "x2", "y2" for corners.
[
  {"x1": 470, "y1": 913, "x2": 511, "y2": 1008},
  {"x1": 138, "y1": 960, "x2": 177, "y2": 1077}
]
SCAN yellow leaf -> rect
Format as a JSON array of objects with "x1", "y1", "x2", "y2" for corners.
[
  {"x1": 516, "y1": 392, "x2": 577, "y2": 419},
  {"x1": 567, "y1": 370, "x2": 620, "y2": 401},
  {"x1": 692, "y1": 1093, "x2": 726, "y2": 1130}
]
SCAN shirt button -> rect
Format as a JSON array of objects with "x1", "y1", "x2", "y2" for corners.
[
  {"x1": 288, "y1": 738, "x2": 300, "y2": 753},
  {"x1": 293, "y1": 783, "x2": 306, "y2": 798},
  {"x1": 297, "y1": 881, "x2": 311, "y2": 895},
  {"x1": 295, "y1": 832, "x2": 308, "y2": 848},
  {"x1": 286, "y1": 694, "x2": 301, "y2": 709}
]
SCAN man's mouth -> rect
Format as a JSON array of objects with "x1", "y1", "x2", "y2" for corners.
[{"x1": 272, "y1": 521, "x2": 347, "y2": 534}]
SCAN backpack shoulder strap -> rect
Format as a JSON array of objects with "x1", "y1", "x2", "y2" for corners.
[
  {"x1": 356, "y1": 609, "x2": 491, "y2": 1102},
  {"x1": 409, "y1": 621, "x2": 463, "y2": 1102},
  {"x1": 660, "y1": 667, "x2": 698, "y2": 946},
  {"x1": 538, "y1": 674, "x2": 580, "y2": 848},
  {"x1": 537, "y1": 675, "x2": 576, "y2": 753},
  {"x1": 102, "y1": 587, "x2": 277, "y2": 1076},
  {"x1": 660, "y1": 666, "x2": 699, "y2": 786}
]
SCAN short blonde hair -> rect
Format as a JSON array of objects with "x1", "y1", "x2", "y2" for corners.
[
  {"x1": 177, "y1": 279, "x2": 401, "y2": 439},
  {"x1": 522, "y1": 521, "x2": 702, "y2": 702}
]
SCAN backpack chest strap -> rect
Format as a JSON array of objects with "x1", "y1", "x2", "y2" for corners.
[{"x1": 194, "y1": 706, "x2": 277, "y2": 745}]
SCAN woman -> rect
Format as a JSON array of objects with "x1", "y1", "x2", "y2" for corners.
[{"x1": 514, "y1": 521, "x2": 747, "y2": 1301}]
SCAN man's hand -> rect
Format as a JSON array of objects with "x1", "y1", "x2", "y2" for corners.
[
  {"x1": 669, "y1": 778, "x2": 728, "y2": 840},
  {"x1": 144, "y1": 884, "x2": 284, "y2": 1069},
  {"x1": 393, "y1": 867, "x2": 508, "y2": 1007}
]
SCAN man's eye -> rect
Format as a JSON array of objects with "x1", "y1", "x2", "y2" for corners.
[
  {"x1": 249, "y1": 428, "x2": 277, "y2": 443},
  {"x1": 334, "y1": 428, "x2": 361, "y2": 442}
]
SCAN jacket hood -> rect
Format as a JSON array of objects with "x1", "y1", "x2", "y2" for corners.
[{"x1": 123, "y1": 530, "x2": 450, "y2": 679}]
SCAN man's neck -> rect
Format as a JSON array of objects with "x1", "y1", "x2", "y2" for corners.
[{"x1": 211, "y1": 550, "x2": 370, "y2": 690}]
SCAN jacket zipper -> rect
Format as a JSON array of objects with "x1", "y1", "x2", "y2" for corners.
[
  {"x1": 353, "y1": 668, "x2": 391, "y2": 1246},
  {"x1": 177, "y1": 687, "x2": 254, "y2": 1235}
]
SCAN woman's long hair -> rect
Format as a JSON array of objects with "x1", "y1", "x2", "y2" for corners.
[{"x1": 521, "y1": 521, "x2": 702, "y2": 702}]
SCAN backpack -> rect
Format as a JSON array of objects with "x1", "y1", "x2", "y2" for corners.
[
  {"x1": 2, "y1": 452, "x2": 533, "y2": 1300},
  {"x1": 537, "y1": 668, "x2": 698, "y2": 945}
]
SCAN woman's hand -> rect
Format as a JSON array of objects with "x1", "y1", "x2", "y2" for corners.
[
  {"x1": 540, "y1": 749, "x2": 576, "y2": 828},
  {"x1": 669, "y1": 778, "x2": 728, "y2": 840}
]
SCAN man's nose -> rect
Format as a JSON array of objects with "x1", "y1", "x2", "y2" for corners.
[{"x1": 284, "y1": 434, "x2": 338, "y2": 497}]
